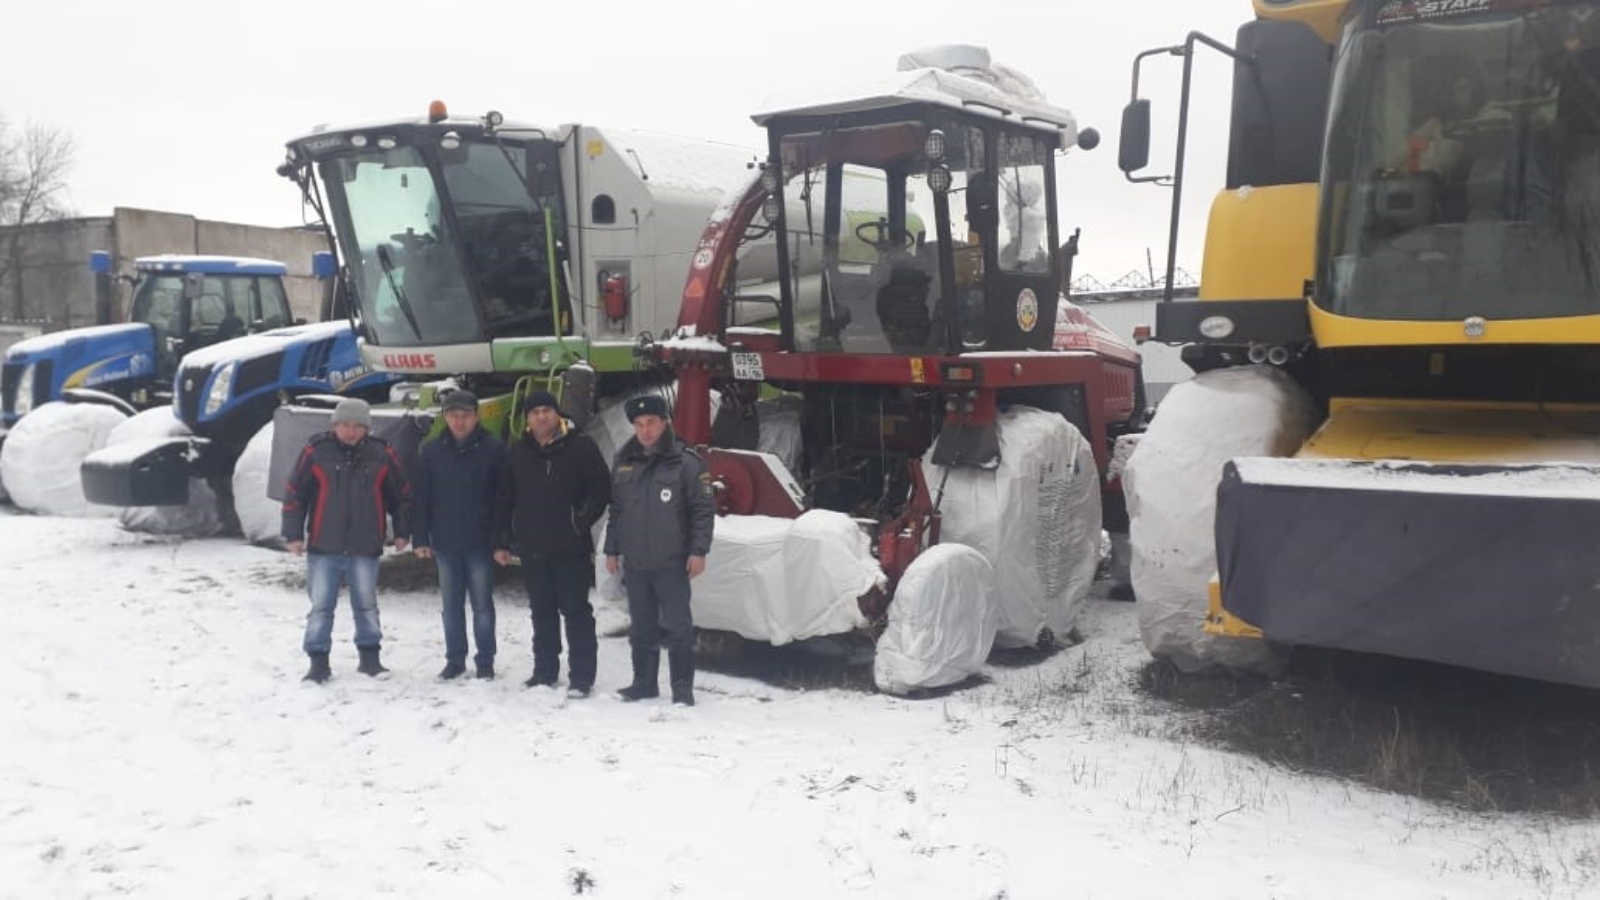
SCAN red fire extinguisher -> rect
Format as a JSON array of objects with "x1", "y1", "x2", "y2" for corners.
[{"x1": 601, "y1": 271, "x2": 628, "y2": 321}]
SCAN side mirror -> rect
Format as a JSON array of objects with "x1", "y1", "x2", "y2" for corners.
[
  {"x1": 293, "y1": 317, "x2": 308, "y2": 326},
  {"x1": 311, "y1": 250, "x2": 338, "y2": 280},
  {"x1": 1077, "y1": 127, "x2": 1101, "y2": 151},
  {"x1": 1118, "y1": 100, "x2": 1153, "y2": 174}
]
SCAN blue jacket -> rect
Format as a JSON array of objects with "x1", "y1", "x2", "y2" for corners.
[{"x1": 412, "y1": 425, "x2": 507, "y2": 554}]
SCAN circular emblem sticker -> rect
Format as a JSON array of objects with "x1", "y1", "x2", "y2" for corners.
[
  {"x1": 692, "y1": 248, "x2": 714, "y2": 270},
  {"x1": 660, "y1": 488, "x2": 673, "y2": 503},
  {"x1": 1016, "y1": 288, "x2": 1039, "y2": 332}
]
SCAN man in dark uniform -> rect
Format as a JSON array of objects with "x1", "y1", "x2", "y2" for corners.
[{"x1": 604, "y1": 394, "x2": 715, "y2": 706}]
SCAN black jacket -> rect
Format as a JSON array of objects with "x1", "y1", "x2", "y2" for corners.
[
  {"x1": 412, "y1": 425, "x2": 506, "y2": 554},
  {"x1": 494, "y1": 423, "x2": 612, "y2": 559},
  {"x1": 603, "y1": 431, "x2": 715, "y2": 571},
  {"x1": 281, "y1": 433, "x2": 411, "y2": 556}
]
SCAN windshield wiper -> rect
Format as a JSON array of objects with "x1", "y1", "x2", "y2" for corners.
[{"x1": 375, "y1": 244, "x2": 425, "y2": 341}]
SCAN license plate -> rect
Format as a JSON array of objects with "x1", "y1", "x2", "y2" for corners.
[{"x1": 731, "y1": 351, "x2": 765, "y2": 381}]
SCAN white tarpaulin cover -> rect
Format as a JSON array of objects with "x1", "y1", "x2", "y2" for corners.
[
  {"x1": 690, "y1": 509, "x2": 880, "y2": 645},
  {"x1": 1123, "y1": 366, "x2": 1317, "y2": 674},
  {"x1": 873, "y1": 543, "x2": 998, "y2": 695},
  {"x1": 585, "y1": 382, "x2": 723, "y2": 466},
  {"x1": 233, "y1": 422, "x2": 282, "y2": 546},
  {"x1": 0, "y1": 402, "x2": 126, "y2": 518},
  {"x1": 107, "y1": 408, "x2": 223, "y2": 537},
  {"x1": 925, "y1": 406, "x2": 1102, "y2": 648}
]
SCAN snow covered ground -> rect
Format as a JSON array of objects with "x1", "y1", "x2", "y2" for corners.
[{"x1": 3, "y1": 508, "x2": 1597, "y2": 899}]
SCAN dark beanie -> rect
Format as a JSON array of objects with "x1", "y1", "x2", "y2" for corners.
[{"x1": 520, "y1": 390, "x2": 561, "y2": 416}]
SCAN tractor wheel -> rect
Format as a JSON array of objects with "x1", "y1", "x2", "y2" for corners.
[
  {"x1": 107, "y1": 408, "x2": 225, "y2": 537},
  {"x1": 1122, "y1": 365, "x2": 1317, "y2": 676},
  {"x1": 232, "y1": 421, "x2": 283, "y2": 547},
  {"x1": 0, "y1": 401, "x2": 127, "y2": 517},
  {"x1": 873, "y1": 543, "x2": 997, "y2": 695}
]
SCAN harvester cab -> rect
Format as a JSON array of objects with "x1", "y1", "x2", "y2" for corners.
[
  {"x1": 1117, "y1": 0, "x2": 1600, "y2": 690},
  {"x1": 649, "y1": 46, "x2": 1146, "y2": 691},
  {"x1": 264, "y1": 102, "x2": 758, "y2": 494}
]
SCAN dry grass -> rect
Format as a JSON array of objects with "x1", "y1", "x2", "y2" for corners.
[{"x1": 1138, "y1": 648, "x2": 1600, "y2": 817}]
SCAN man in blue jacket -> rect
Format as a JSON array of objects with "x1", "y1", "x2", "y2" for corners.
[
  {"x1": 605, "y1": 394, "x2": 715, "y2": 706},
  {"x1": 494, "y1": 390, "x2": 612, "y2": 697},
  {"x1": 413, "y1": 389, "x2": 507, "y2": 680},
  {"x1": 282, "y1": 398, "x2": 412, "y2": 683}
]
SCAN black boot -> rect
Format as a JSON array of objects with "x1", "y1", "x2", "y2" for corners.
[
  {"x1": 475, "y1": 660, "x2": 495, "y2": 680},
  {"x1": 303, "y1": 652, "x2": 331, "y2": 684},
  {"x1": 438, "y1": 661, "x2": 467, "y2": 680},
  {"x1": 617, "y1": 648, "x2": 660, "y2": 701},
  {"x1": 668, "y1": 648, "x2": 695, "y2": 706},
  {"x1": 357, "y1": 646, "x2": 388, "y2": 676}
]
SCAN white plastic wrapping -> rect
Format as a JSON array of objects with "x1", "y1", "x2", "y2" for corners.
[
  {"x1": 584, "y1": 382, "x2": 723, "y2": 465},
  {"x1": 756, "y1": 394, "x2": 804, "y2": 476},
  {"x1": 691, "y1": 509, "x2": 880, "y2": 645},
  {"x1": 107, "y1": 408, "x2": 223, "y2": 537},
  {"x1": 925, "y1": 406, "x2": 1101, "y2": 648},
  {"x1": 233, "y1": 422, "x2": 282, "y2": 546},
  {"x1": 1123, "y1": 366, "x2": 1318, "y2": 674},
  {"x1": 0, "y1": 402, "x2": 126, "y2": 518},
  {"x1": 873, "y1": 543, "x2": 998, "y2": 695}
]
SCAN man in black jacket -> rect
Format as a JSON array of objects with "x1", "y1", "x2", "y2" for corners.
[
  {"x1": 282, "y1": 398, "x2": 412, "y2": 683},
  {"x1": 605, "y1": 394, "x2": 715, "y2": 706},
  {"x1": 494, "y1": 390, "x2": 612, "y2": 697},
  {"x1": 413, "y1": 389, "x2": 507, "y2": 681}
]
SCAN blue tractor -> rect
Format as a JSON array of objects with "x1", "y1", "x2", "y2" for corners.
[
  {"x1": 1, "y1": 252, "x2": 301, "y2": 430},
  {"x1": 74, "y1": 252, "x2": 403, "y2": 534}
]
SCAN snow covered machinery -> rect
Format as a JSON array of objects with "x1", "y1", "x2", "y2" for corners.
[
  {"x1": 264, "y1": 102, "x2": 760, "y2": 485},
  {"x1": 645, "y1": 46, "x2": 1145, "y2": 691},
  {"x1": 1118, "y1": 0, "x2": 1600, "y2": 689}
]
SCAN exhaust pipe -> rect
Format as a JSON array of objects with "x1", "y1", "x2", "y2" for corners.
[
  {"x1": 1247, "y1": 344, "x2": 1269, "y2": 365},
  {"x1": 1266, "y1": 345, "x2": 1290, "y2": 366}
]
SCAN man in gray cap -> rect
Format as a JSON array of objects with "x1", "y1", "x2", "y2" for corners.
[
  {"x1": 282, "y1": 397, "x2": 413, "y2": 683},
  {"x1": 604, "y1": 393, "x2": 714, "y2": 706},
  {"x1": 413, "y1": 389, "x2": 507, "y2": 680}
]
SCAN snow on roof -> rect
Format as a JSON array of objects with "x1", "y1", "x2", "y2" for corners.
[
  {"x1": 753, "y1": 45, "x2": 1079, "y2": 141},
  {"x1": 594, "y1": 127, "x2": 760, "y2": 198},
  {"x1": 3, "y1": 324, "x2": 148, "y2": 361},
  {"x1": 1233, "y1": 457, "x2": 1600, "y2": 500},
  {"x1": 134, "y1": 255, "x2": 288, "y2": 276},
  {"x1": 177, "y1": 320, "x2": 352, "y2": 370}
]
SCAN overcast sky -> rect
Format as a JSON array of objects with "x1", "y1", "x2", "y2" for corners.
[{"x1": 8, "y1": 0, "x2": 1253, "y2": 285}]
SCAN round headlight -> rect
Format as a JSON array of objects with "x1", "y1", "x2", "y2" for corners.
[
  {"x1": 759, "y1": 166, "x2": 780, "y2": 194},
  {"x1": 762, "y1": 196, "x2": 782, "y2": 223},
  {"x1": 924, "y1": 129, "x2": 946, "y2": 161},
  {"x1": 1198, "y1": 315, "x2": 1235, "y2": 339},
  {"x1": 927, "y1": 164, "x2": 952, "y2": 194}
]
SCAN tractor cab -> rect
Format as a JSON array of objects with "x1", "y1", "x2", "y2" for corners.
[
  {"x1": 127, "y1": 256, "x2": 294, "y2": 380},
  {"x1": 755, "y1": 66, "x2": 1079, "y2": 357}
]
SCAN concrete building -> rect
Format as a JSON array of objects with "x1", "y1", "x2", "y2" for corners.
[{"x1": 0, "y1": 207, "x2": 328, "y2": 331}]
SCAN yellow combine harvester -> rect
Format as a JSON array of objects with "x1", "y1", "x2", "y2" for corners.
[{"x1": 1119, "y1": 0, "x2": 1600, "y2": 688}]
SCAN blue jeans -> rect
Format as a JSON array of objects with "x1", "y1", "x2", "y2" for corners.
[
  {"x1": 436, "y1": 550, "x2": 497, "y2": 666},
  {"x1": 303, "y1": 553, "x2": 381, "y2": 654}
]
